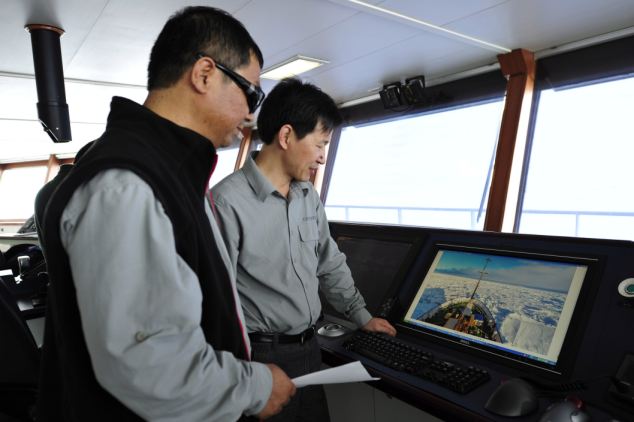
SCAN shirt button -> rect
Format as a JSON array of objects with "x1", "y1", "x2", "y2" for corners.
[{"x1": 135, "y1": 331, "x2": 147, "y2": 342}]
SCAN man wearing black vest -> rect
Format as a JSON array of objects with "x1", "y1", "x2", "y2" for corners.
[{"x1": 37, "y1": 6, "x2": 295, "y2": 421}]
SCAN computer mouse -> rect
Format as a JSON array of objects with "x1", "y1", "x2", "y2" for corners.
[
  {"x1": 317, "y1": 323, "x2": 347, "y2": 337},
  {"x1": 539, "y1": 400, "x2": 591, "y2": 422},
  {"x1": 485, "y1": 378, "x2": 538, "y2": 417}
]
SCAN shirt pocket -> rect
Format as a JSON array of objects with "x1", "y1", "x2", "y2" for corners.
[{"x1": 298, "y1": 220, "x2": 319, "y2": 260}]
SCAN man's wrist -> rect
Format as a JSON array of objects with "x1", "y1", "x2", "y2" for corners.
[
  {"x1": 351, "y1": 308, "x2": 372, "y2": 328},
  {"x1": 244, "y1": 361, "x2": 273, "y2": 416}
]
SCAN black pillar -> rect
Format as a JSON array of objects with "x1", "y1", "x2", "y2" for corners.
[{"x1": 25, "y1": 24, "x2": 72, "y2": 143}]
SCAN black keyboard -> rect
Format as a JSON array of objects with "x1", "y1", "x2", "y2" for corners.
[{"x1": 343, "y1": 331, "x2": 490, "y2": 394}]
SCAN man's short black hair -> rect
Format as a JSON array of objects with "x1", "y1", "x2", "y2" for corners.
[
  {"x1": 147, "y1": 6, "x2": 263, "y2": 90},
  {"x1": 257, "y1": 78, "x2": 342, "y2": 145}
]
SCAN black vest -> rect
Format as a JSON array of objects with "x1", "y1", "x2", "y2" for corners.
[{"x1": 37, "y1": 97, "x2": 248, "y2": 421}]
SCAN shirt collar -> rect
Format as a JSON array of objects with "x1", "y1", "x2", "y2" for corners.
[{"x1": 243, "y1": 152, "x2": 310, "y2": 202}]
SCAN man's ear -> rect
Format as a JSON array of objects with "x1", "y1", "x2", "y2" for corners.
[
  {"x1": 190, "y1": 57, "x2": 214, "y2": 93},
  {"x1": 276, "y1": 124, "x2": 293, "y2": 150}
]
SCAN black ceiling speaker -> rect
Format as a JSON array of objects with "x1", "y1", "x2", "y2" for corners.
[
  {"x1": 379, "y1": 82, "x2": 404, "y2": 108},
  {"x1": 25, "y1": 24, "x2": 72, "y2": 143},
  {"x1": 402, "y1": 75, "x2": 426, "y2": 105}
]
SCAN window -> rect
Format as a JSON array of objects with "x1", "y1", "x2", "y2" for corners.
[
  {"x1": 0, "y1": 165, "x2": 48, "y2": 220},
  {"x1": 519, "y1": 76, "x2": 634, "y2": 240},
  {"x1": 209, "y1": 146, "x2": 240, "y2": 188},
  {"x1": 324, "y1": 100, "x2": 504, "y2": 230}
]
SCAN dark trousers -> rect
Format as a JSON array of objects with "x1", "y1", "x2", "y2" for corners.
[{"x1": 250, "y1": 337, "x2": 331, "y2": 422}]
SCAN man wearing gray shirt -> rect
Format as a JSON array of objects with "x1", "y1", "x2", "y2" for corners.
[
  {"x1": 37, "y1": 7, "x2": 294, "y2": 421},
  {"x1": 212, "y1": 78, "x2": 396, "y2": 421}
]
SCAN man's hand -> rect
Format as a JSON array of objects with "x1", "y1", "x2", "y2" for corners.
[
  {"x1": 362, "y1": 317, "x2": 397, "y2": 337},
  {"x1": 257, "y1": 364, "x2": 296, "y2": 419}
]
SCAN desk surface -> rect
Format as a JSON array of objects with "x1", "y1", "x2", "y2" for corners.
[
  {"x1": 319, "y1": 223, "x2": 634, "y2": 422},
  {"x1": 316, "y1": 318, "x2": 622, "y2": 422}
]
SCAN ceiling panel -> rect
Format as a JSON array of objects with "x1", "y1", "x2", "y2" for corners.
[
  {"x1": 329, "y1": 0, "x2": 513, "y2": 52},
  {"x1": 261, "y1": 11, "x2": 421, "y2": 89},
  {"x1": 265, "y1": 5, "x2": 501, "y2": 102},
  {"x1": 1, "y1": 0, "x2": 633, "y2": 117},
  {"x1": 358, "y1": 0, "x2": 509, "y2": 25},
  {"x1": 0, "y1": 0, "x2": 109, "y2": 75},
  {"x1": 63, "y1": 0, "x2": 253, "y2": 84},
  {"x1": 309, "y1": 33, "x2": 489, "y2": 103},
  {"x1": 237, "y1": 0, "x2": 368, "y2": 61},
  {"x1": 446, "y1": 0, "x2": 634, "y2": 51}
]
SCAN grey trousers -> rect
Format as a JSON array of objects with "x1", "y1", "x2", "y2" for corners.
[{"x1": 250, "y1": 336, "x2": 331, "y2": 422}]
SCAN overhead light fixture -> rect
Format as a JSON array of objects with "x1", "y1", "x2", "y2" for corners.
[{"x1": 261, "y1": 55, "x2": 329, "y2": 80}]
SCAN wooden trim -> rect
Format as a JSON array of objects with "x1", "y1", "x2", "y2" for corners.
[
  {"x1": 484, "y1": 49, "x2": 535, "y2": 232},
  {"x1": 0, "y1": 219, "x2": 28, "y2": 232},
  {"x1": 2, "y1": 160, "x2": 48, "y2": 169},
  {"x1": 45, "y1": 155, "x2": 61, "y2": 182},
  {"x1": 0, "y1": 219, "x2": 26, "y2": 225},
  {"x1": 235, "y1": 127, "x2": 252, "y2": 170}
]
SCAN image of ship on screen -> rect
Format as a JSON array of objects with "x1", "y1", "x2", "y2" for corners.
[{"x1": 406, "y1": 250, "x2": 579, "y2": 357}]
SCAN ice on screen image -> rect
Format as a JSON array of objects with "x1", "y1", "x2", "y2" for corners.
[{"x1": 405, "y1": 250, "x2": 584, "y2": 358}]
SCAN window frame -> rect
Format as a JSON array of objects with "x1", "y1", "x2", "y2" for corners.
[
  {"x1": 320, "y1": 69, "x2": 508, "y2": 227},
  {"x1": 513, "y1": 34, "x2": 634, "y2": 236},
  {"x1": 322, "y1": 35, "x2": 634, "y2": 237}
]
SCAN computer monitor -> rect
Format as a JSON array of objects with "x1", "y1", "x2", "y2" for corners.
[
  {"x1": 320, "y1": 224, "x2": 423, "y2": 321},
  {"x1": 398, "y1": 242, "x2": 596, "y2": 376}
]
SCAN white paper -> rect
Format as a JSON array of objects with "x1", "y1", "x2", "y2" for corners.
[{"x1": 292, "y1": 361, "x2": 380, "y2": 388}]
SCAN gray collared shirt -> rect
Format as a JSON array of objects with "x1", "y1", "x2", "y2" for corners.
[{"x1": 212, "y1": 153, "x2": 372, "y2": 335}]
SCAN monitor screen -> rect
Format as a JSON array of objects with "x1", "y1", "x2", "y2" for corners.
[
  {"x1": 400, "y1": 243, "x2": 593, "y2": 373},
  {"x1": 320, "y1": 235, "x2": 415, "y2": 320}
]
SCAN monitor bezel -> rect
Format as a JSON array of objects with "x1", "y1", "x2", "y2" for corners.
[
  {"x1": 322, "y1": 222, "x2": 426, "y2": 319},
  {"x1": 393, "y1": 241, "x2": 601, "y2": 378}
]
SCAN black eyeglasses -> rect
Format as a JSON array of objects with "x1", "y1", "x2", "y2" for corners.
[{"x1": 195, "y1": 53, "x2": 265, "y2": 113}]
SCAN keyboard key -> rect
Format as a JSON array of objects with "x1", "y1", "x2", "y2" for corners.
[{"x1": 343, "y1": 332, "x2": 490, "y2": 394}]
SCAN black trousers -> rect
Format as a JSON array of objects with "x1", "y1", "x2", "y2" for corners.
[{"x1": 250, "y1": 337, "x2": 331, "y2": 422}]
